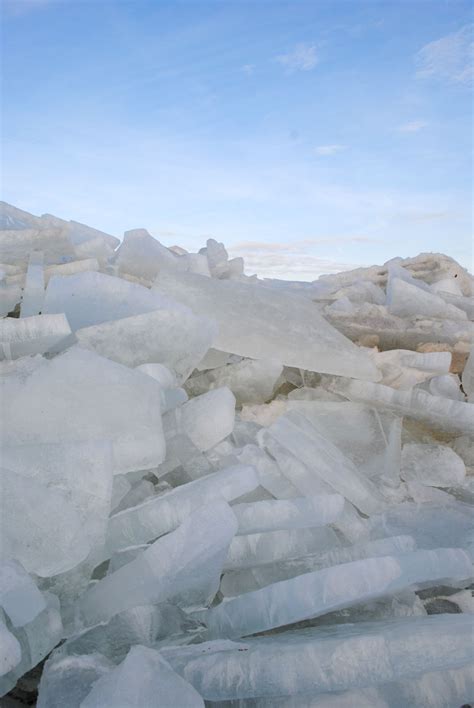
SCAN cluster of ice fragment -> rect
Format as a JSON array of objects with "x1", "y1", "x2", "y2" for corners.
[{"x1": 0, "y1": 200, "x2": 472, "y2": 707}]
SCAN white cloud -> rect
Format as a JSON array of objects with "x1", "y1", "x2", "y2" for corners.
[
  {"x1": 315, "y1": 144, "x2": 346, "y2": 155},
  {"x1": 276, "y1": 43, "x2": 318, "y2": 72},
  {"x1": 242, "y1": 64, "x2": 255, "y2": 75},
  {"x1": 397, "y1": 120, "x2": 428, "y2": 133},
  {"x1": 416, "y1": 24, "x2": 473, "y2": 85}
]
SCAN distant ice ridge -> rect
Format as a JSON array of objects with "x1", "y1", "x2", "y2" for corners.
[{"x1": 0, "y1": 200, "x2": 472, "y2": 707}]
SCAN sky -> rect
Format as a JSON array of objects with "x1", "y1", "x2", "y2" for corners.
[{"x1": 2, "y1": 0, "x2": 472, "y2": 280}]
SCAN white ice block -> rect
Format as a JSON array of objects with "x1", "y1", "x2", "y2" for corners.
[
  {"x1": 401, "y1": 443, "x2": 466, "y2": 487},
  {"x1": 163, "y1": 615, "x2": 474, "y2": 700},
  {"x1": 153, "y1": 270, "x2": 380, "y2": 380},
  {"x1": 0, "y1": 561, "x2": 46, "y2": 627},
  {"x1": 387, "y1": 276, "x2": 467, "y2": 321},
  {"x1": 80, "y1": 502, "x2": 237, "y2": 626},
  {"x1": 0, "y1": 314, "x2": 71, "y2": 359},
  {"x1": 0, "y1": 617, "x2": 21, "y2": 678},
  {"x1": 231, "y1": 495, "x2": 344, "y2": 535},
  {"x1": 185, "y1": 358, "x2": 283, "y2": 405},
  {"x1": 0, "y1": 347, "x2": 165, "y2": 474},
  {"x1": 76, "y1": 307, "x2": 217, "y2": 382},
  {"x1": 198, "y1": 548, "x2": 472, "y2": 638},
  {"x1": 20, "y1": 251, "x2": 45, "y2": 317},
  {"x1": 106, "y1": 464, "x2": 258, "y2": 555},
  {"x1": 43, "y1": 270, "x2": 185, "y2": 331},
  {"x1": 179, "y1": 387, "x2": 236, "y2": 451},
  {"x1": 37, "y1": 653, "x2": 114, "y2": 708},
  {"x1": 80, "y1": 646, "x2": 204, "y2": 708}
]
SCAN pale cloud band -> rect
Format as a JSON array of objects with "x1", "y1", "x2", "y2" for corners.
[{"x1": 416, "y1": 24, "x2": 473, "y2": 85}]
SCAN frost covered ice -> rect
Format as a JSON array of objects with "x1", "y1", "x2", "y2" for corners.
[{"x1": 0, "y1": 201, "x2": 473, "y2": 707}]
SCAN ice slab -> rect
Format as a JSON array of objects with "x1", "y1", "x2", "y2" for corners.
[
  {"x1": 106, "y1": 465, "x2": 258, "y2": 555},
  {"x1": 37, "y1": 653, "x2": 114, "y2": 708},
  {"x1": 0, "y1": 226, "x2": 75, "y2": 266},
  {"x1": 80, "y1": 502, "x2": 237, "y2": 626},
  {"x1": 231, "y1": 495, "x2": 344, "y2": 535},
  {"x1": 0, "y1": 617, "x2": 21, "y2": 678},
  {"x1": 153, "y1": 270, "x2": 380, "y2": 380},
  {"x1": 185, "y1": 358, "x2": 283, "y2": 405},
  {"x1": 179, "y1": 387, "x2": 236, "y2": 452},
  {"x1": 260, "y1": 411, "x2": 384, "y2": 515},
  {"x1": 220, "y1": 535, "x2": 416, "y2": 597},
  {"x1": 401, "y1": 443, "x2": 466, "y2": 487},
  {"x1": 44, "y1": 258, "x2": 99, "y2": 284},
  {"x1": 0, "y1": 314, "x2": 71, "y2": 359},
  {"x1": 387, "y1": 277, "x2": 467, "y2": 321},
  {"x1": 114, "y1": 228, "x2": 188, "y2": 281},
  {"x1": 80, "y1": 645, "x2": 204, "y2": 707},
  {"x1": 20, "y1": 251, "x2": 45, "y2": 317},
  {"x1": 0, "y1": 468, "x2": 91, "y2": 577},
  {"x1": 163, "y1": 614, "x2": 474, "y2": 700},
  {"x1": 43, "y1": 270, "x2": 185, "y2": 331},
  {"x1": 197, "y1": 548, "x2": 471, "y2": 638},
  {"x1": 373, "y1": 348, "x2": 452, "y2": 389},
  {"x1": 0, "y1": 347, "x2": 165, "y2": 474},
  {"x1": 0, "y1": 561, "x2": 46, "y2": 627},
  {"x1": 76, "y1": 307, "x2": 217, "y2": 382},
  {"x1": 329, "y1": 377, "x2": 474, "y2": 435},
  {"x1": 0, "y1": 283, "x2": 22, "y2": 317}
]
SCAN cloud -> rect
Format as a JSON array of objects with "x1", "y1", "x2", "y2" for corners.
[
  {"x1": 231, "y1": 237, "x2": 375, "y2": 254},
  {"x1": 315, "y1": 144, "x2": 347, "y2": 156},
  {"x1": 416, "y1": 24, "x2": 473, "y2": 85},
  {"x1": 276, "y1": 43, "x2": 318, "y2": 72},
  {"x1": 397, "y1": 120, "x2": 428, "y2": 133},
  {"x1": 227, "y1": 250, "x2": 362, "y2": 281},
  {"x1": 242, "y1": 64, "x2": 255, "y2": 75}
]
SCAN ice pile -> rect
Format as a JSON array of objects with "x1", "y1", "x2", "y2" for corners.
[{"x1": 0, "y1": 200, "x2": 473, "y2": 707}]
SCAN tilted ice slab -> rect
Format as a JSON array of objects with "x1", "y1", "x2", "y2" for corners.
[
  {"x1": 1, "y1": 440, "x2": 114, "y2": 560},
  {"x1": 0, "y1": 347, "x2": 165, "y2": 474},
  {"x1": 231, "y1": 495, "x2": 345, "y2": 535},
  {"x1": 79, "y1": 646, "x2": 204, "y2": 708},
  {"x1": 220, "y1": 536, "x2": 416, "y2": 597},
  {"x1": 0, "y1": 617, "x2": 21, "y2": 677},
  {"x1": 260, "y1": 411, "x2": 384, "y2": 515},
  {"x1": 163, "y1": 614, "x2": 474, "y2": 700},
  {"x1": 43, "y1": 270, "x2": 185, "y2": 331},
  {"x1": 20, "y1": 251, "x2": 45, "y2": 318},
  {"x1": 196, "y1": 548, "x2": 472, "y2": 638},
  {"x1": 329, "y1": 377, "x2": 474, "y2": 435},
  {"x1": 0, "y1": 226, "x2": 75, "y2": 266},
  {"x1": 0, "y1": 313, "x2": 71, "y2": 359},
  {"x1": 401, "y1": 443, "x2": 466, "y2": 487},
  {"x1": 167, "y1": 387, "x2": 236, "y2": 452},
  {"x1": 80, "y1": 502, "x2": 238, "y2": 626},
  {"x1": 76, "y1": 307, "x2": 217, "y2": 382},
  {"x1": 44, "y1": 258, "x2": 99, "y2": 284},
  {"x1": 153, "y1": 270, "x2": 380, "y2": 380},
  {"x1": 224, "y1": 526, "x2": 342, "y2": 571},
  {"x1": 36, "y1": 653, "x2": 114, "y2": 708},
  {"x1": 387, "y1": 277, "x2": 467, "y2": 321},
  {"x1": 372, "y1": 348, "x2": 452, "y2": 390},
  {"x1": 0, "y1": 468, "x2": 91, "y2": 576},
  {"x1": 106, "y1": 465, "x2": 258, "y2": 556},
  {"x1": 114, "y1": 228, "x2": 189, "y2": 281},
  {"x1": 0, "y1": 560, "x2": 46, "y2": 627}
]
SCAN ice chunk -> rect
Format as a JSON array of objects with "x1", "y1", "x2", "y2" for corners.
[
  {"x1": 426, "y1": 372, "x2": 465, "y2": 400},
  {"x1": 197, "y1": 548, "x2": 471, "y2": 638},
  {"x1": 185, "y1": 358, "x2": 283, "y2": 405},
  {"x1": 37, "y1": 653, "x2": 114, "y2": 708},
  {"x1": 43, "y1": 270, "x2": 185, "y2": 331},
  {"x1": 220, "y1": 535, "x2": 416, "y2": 597},
  {"x1": 80, "y1": 646, "x2": 204, "y2": 708},
  {"x1": 0, "y1": 314, "x2": 71, "y2": 359},
  {"x1": 106, "y1": 464, "x2": 257, "y2": 555},
  {"x1": 0, "y1": 283, "x2": 22, "y2": 316},
  {"x1": 0, "y1": 226, "x2": 75, "y2": 266},
  {"x1": 387, "y1": 277, "x2": 467, "y2": 320},
  {"x1": 80, "y1": 502, "x2": 237, "y2": 625},
  {"x1": 286, "y1": 401, "x2": 402, "y2": 488},
  {"x1": 373, "y1": 348, "x2": 452, "y2": 389},
  {"x1": 153, "y1": 270, "x2": 380, "y2": 380},
  {"x1": 231, "y1": 495, "x2": 344, "y2": 535},
  {"x1": 225, "y1": 526, "x2": 342, "y2": 571},
  {"x1": 20, "y1": 251, "x2": 45, "y2": 317},
  {"x1": 401, "y1": 443, "x2": 466, "y2": 487},
  {"x1": 329, "y1": 377, "x2": 474, "y2": 435},
  {"x1": 0, "y1": 561, "x2": 46, "y2": 627},
  {"x1": 260, "y1": 412, "x2": 384, "y2": 515},
  {"x1": 163, "y1": 614, "x2": 474, "y2": 700},
  {"x1": 179, "y1": 387, "x2": 236, "y2": 451},
  {"x1": 114, "y1": 228, "x2": 187, "y2": 281},
  {"x1": 44, "y1": 258, "x2": 99, "y2": 284},
  {"x1": 0, "y1": 617, "x2": 21, "y2": 677},
  {"x1": 0, "y1": 347, "x2": 165, "y2": 474},
  {"x1": 76, "y1": 308, "x2": 217, "y2": 382},
  {"x1": 0, "y1": 468, "x2": 90, "y2": 576}
]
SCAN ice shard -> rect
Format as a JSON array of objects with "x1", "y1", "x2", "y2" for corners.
[
  {"x1": 153, "y1": 270, "x2": 380, "y2": 380},
  {"x1": 0, "y1": 313, "x2": 71, "y2": 359}
]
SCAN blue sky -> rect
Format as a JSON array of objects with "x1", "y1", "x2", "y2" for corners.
[{"x1": 2, "y1": 0, "x2": 472, "y2": 279}]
